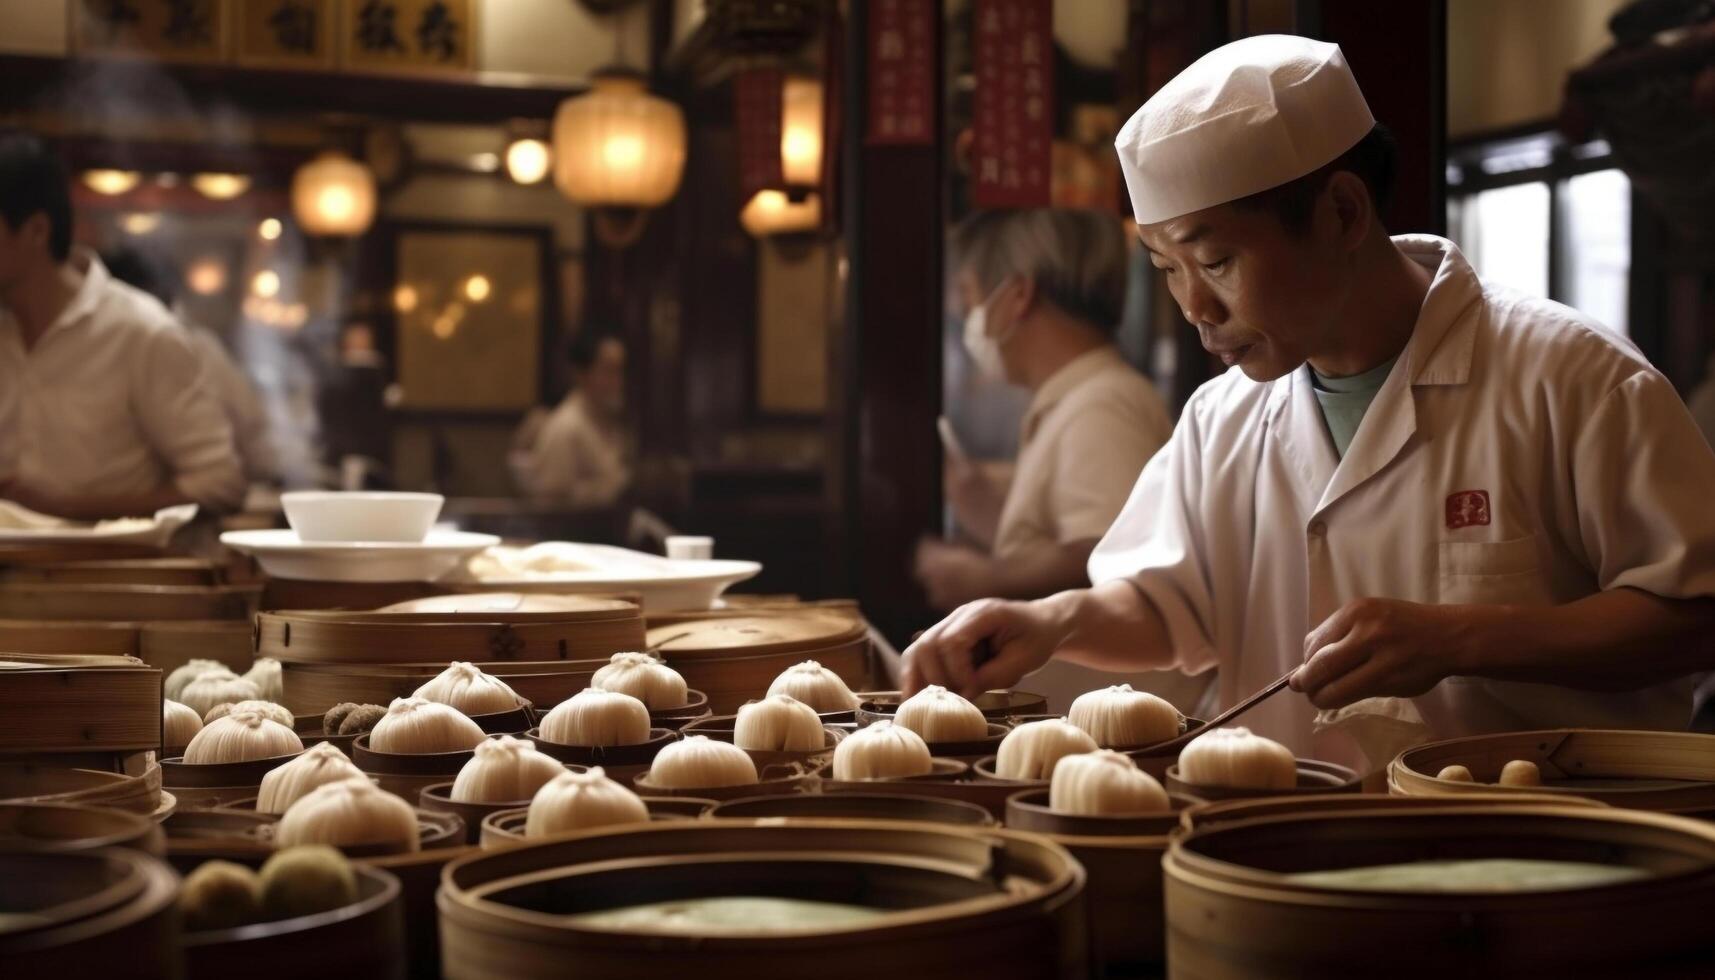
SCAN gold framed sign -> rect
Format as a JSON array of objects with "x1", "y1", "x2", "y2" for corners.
[
  {"x1": 235, "y1": 0, "x2": 336, "y2": 70},
  {"x1": 71, "y1": 0, "x2": 229, "y2": 63},
  {"x1": 342, "y1": 0, "x2": 477, "y2": 74}
]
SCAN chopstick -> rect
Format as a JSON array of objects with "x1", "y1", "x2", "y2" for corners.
[{"x1": 1133, "y1": 669, "x2": 1297, "y2": 755}]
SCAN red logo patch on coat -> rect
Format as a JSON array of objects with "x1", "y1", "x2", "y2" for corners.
[{"x1": 1445, "y1": 490, "x2": 1491, "y2": 530}]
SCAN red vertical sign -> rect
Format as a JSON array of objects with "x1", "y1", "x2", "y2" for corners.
[
  {"x1": 867, "y1": 0, "x2": 935, "y2": 146},
  {"x1": 973, "y1": 0, "x2": 1053, "y2": 208},
  {"x1": 735, "y1": 67, "x2": 785, "y2": 198}
]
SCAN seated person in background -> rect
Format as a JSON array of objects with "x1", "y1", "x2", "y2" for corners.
[
  {"x1": 0, "y1": 133, "x2": 243, "y2": 520},
  {"x1": 915, "y1": 208, "x2": 1208, "y2": 713},
  {"x1": 511, "y1": 328, "x2": 633, "y2": 508},
  {"x1": 102, "y1": 247, "x2": 281, "y2": 487}
]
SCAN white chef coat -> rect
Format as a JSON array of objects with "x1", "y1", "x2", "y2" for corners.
[
  {"x1": 1088, "y1": 235, "x2": 1715, "y2": 767},
  {"x1": 511, "y1": 390, "x2": 631, "y2": 508},
  {"x1": 0, "y1": 251, "x2": 244, "y2": 511}
]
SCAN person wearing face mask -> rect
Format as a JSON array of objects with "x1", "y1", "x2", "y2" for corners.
[
  {"x1": 511, "y1": 327, "x2": 632, "y2": 508},
  {"x1": 917, "y1": 209, "x2": 1204, "y2": 713},
  {"x1": 900, "y1": 35, "x2": 1715, "y2": 772}
]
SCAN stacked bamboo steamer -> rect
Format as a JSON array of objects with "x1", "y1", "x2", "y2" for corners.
[
  {"x1": 258, "y1": 596, "x2": 646, "y2": 716},
  {"x1": 644, "y1": 612, "x2": 872, "y2": 714},
  {"x1": 0, "y1": 846, "x2": 180, "y2": 976},
  {"x1": 1162, "y1": 801, "x2": 1715, "y2": 978},
  {"x1": 0, "y1": 653, "x2": 167, "y2": 818},
  {"x1": 438, "y1": 819, "x2": 1089, "y2": 980}
]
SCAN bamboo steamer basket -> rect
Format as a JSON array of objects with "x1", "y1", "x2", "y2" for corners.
[
  {"x1": 857, "y1": 689, "x2": 1050, "y2": 727},
  {"x1": 137, "y1": 620, "x2": 252, "y2": 676},
  {"x1": 438, "y1": 818, "x2": 1088, "y2": 980},
  {"x1": 647, "y1": 688, "x2": 713, "y2": 729},
  {"x1": 259, "y1": 577, "x2": 448, "y2": 612},
  {"x1": 819, "y1": 759, "x2": 1039, "y2": 819},
  {"x1": 647, "y1": 597, "x2": 863, "y2": 626},
  {"x1": 0, "y1": 654, "x2": 162, "y2": 754},
  {"x1": 0, "y1": 583, "x2": 262, "y2": 621},
  {"x1": 0, "y1": 558, "x2": 220, "y2": 586},
  {"x1": 1180, "y1": 791, "x2": 1610, "y2": 833},
  {"x1": 162, "y1": 752, "x2": 303, "y2": 809},
  {"x1": 281, "y1": 658, "x2": 603, "y2": 715},
  {"x1": 632, "y1": 761, "x2": 825, "y2": 802},
  {"x1": 257, "y1": 599, "x2": 645, "y2": 665},
  {"x1": 0, "y1": 759, "x2": 163, "y2": 816},
  {"x1": 180, "y1": 863, "x2": 407, "y2": 980},
  {"x1": 645, "y1": 614, "x2": 870, "y2": 714},
  {"x1": 1005, "y1": 789, "x2": 1202, "y2": 973},
  {"x1": 0, "y1": 846, "x2": 179, "y2": 977},
  {"x1": 0, "y1": 801, "x2": 166, "y2": 855},
  {"x1": 1389, "y1": 729, "x2": 1715, "y2": 817},
  {"x1": 163, "y1": 805, "x2": 462, "y2": 860},
  {"x1": 0, "y1": 541, "x2": 163, "y2": 565},
  {"x1": 1163, "y1": 803, "x2": 1715, "y2": 979},
  {"x1": 0, "y1": 618, "x2": 141, "y2": 655},
  {"x1": 678, "y1": 716, "x2": 845, "y2": 769},
  {"x1": 352, "y1": 735, "x2": 481, "y2": 801},
  {"x1": 480, "y1": 796, "x2": 721, "y2": 847},
  {"x1": 525, "y1": 727, "x2": 678, "y2": 785},
  {"x1": 362, "y1": 844, "x2": 475, "y2": 978},
  {"x1": 1165, "y1": 758, "x2": 1361, "y2": 801},
  {"x1": 709, "y1": 792, "x2": 997, "y2": 826},
  {"x1": 419, "y1": 775, "x2": 589, "y2": 846}
]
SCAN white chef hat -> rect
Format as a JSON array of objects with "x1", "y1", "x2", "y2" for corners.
[{"x1": 1115, "y1": 34, "x2": 1374, "y2": 225}]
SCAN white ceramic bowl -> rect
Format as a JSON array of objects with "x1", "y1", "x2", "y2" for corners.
[{"x1": 281, "y1": 491, "x2": 444, "y2": 543}]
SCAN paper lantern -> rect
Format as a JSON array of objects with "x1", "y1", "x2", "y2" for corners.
[
  {"x1": 552, "y1": 72, "x2": 686, "y2": 209},
  {"x1": 740, "y1": 190, "x2": 821, "y2": 237},
  {"x1": 291, "y1": 151, "x2": 377, "y2": 237},
  {"x1": 781, "y1": 75, "x2": 823, "y2": 188}
]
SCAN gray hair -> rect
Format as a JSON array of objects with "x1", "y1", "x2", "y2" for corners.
[{"x1": 951, "y1": 208, "x2": 1129, "y2": 333}]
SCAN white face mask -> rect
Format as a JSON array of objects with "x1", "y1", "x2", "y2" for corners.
[{"x1": 962, "y1": 280, "x2": 1016, "y2": 380}]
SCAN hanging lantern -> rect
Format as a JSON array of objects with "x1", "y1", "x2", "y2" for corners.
[
  {"x1": 553, "y1": 70, "x2": 687, "y2": 211},
  {"x1": 741, "y1": 190, "x2": 821, "y2": 237},
  {"x1": 291, "y1": 151, "x2": 378, "y2": 237},
  {"x1": 780, "y1": 75, "x2": 823, "y2": 189}
]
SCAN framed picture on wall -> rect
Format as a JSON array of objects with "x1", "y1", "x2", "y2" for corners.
[{"x1": 387, "y1": 222, "x2": 555, "y2": 413}]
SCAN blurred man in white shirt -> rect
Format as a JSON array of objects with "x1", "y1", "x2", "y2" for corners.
[
  {"x1": 511, "y1": 329, "x2": 632, "y2": 508},
  {"x1": 0, "y1": 133, "x2": 243, "y2": 519}
]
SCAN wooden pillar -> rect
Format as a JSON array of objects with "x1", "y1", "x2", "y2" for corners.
[
  {"x1": 1299, "y1": 0, "x2": 1449, "y2": 236},
  {"x1": 828, "y1": 1, "x2": 944, "y2": 643}
]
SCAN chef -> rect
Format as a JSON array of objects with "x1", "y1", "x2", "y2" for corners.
[
  {"x1": 900, "y1": 35, "x2": 1715, "y2": 767},
  {"x1": 0, "y1": 132, "x2": 244, "y2": 520}
]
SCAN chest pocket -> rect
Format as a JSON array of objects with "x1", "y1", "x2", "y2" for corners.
[{"x1": 1438, "y1": 533, "x2": 1552, "y2": 605}]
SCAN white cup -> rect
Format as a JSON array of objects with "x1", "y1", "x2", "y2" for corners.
[{"x1": 666, "y1": 535, "x2": 714, "y2": 561}]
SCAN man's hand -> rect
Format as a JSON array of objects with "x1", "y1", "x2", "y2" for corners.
[
  {"x1": 901, "y1": 597, "x2": 1070, "y2": 698},
  {"x1": 1291, "y1": 597, "x2": 1466, "y2": 709},
  {"x1": 913, "y1": 538, "x2": 996, "y2": 612}
]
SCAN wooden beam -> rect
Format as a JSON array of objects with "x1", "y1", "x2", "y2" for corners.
[
  {"x1": 0, "y1": 54, "x2": 579, "y2": 125},
  {"x1": 829, "y1": 2, "x2": 944, "y2": 642},
  {"x1": 1300, "y1": 0, "x2": 1448, "y2": 236}
]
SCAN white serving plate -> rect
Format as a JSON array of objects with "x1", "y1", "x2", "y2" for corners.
[
  {"x1": 219, "y1": 528, "x2": 500, "y2": 582},
  {"x1": 451, "y1": 542, "x2": 761, "y2": 612}
]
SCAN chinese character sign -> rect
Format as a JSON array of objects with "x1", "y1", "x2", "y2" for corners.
[
  {"x1": 73, "y1": 0, "x2": 226, "y2": 62},
  {"x1": 866, "y1": 0, "x2": 935, "y2": 146},
  {"x1": 343, "y1": 0, "x2": 475, "y2": 73},
  {"x1": 735, "y1": 68, "x2": 786, "y2": 198},
  {"x1": 972, "y1": 0, "x2": 1053, "y2": 207},
  {"x1": 237, "y1": 0, "x2": 334, "y2": 69}
]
